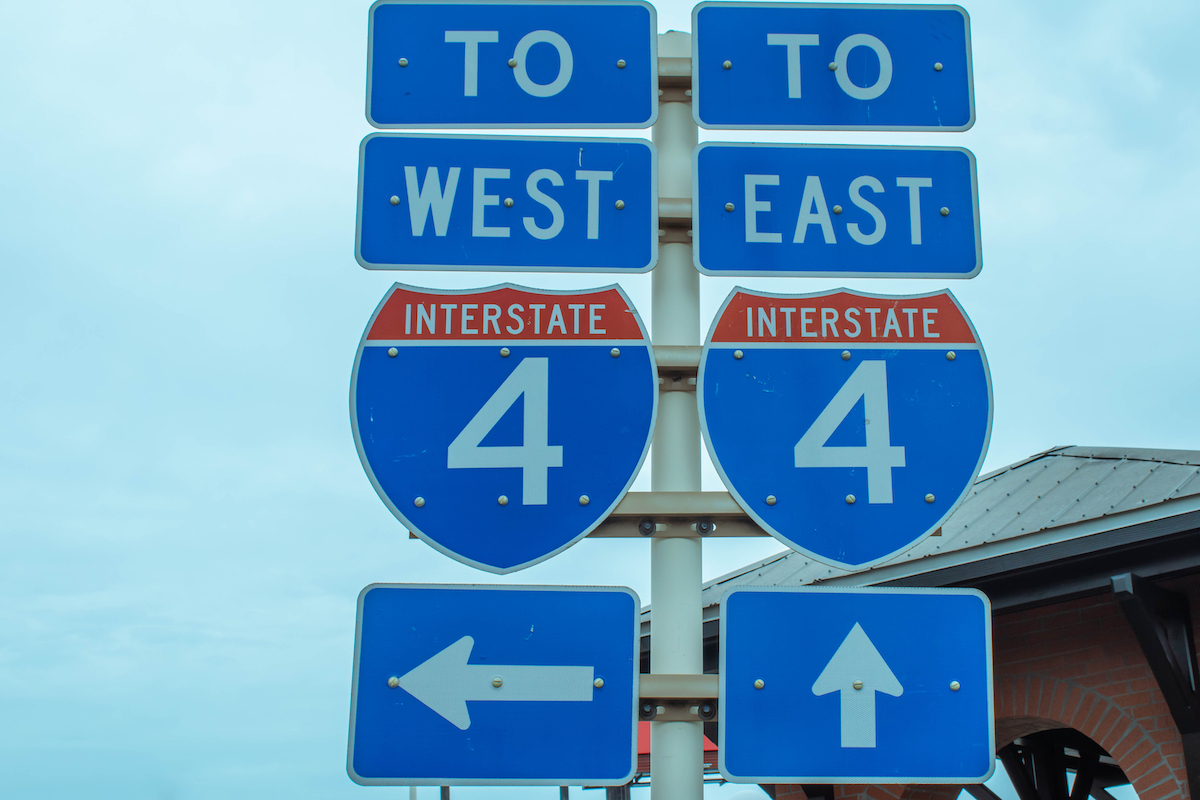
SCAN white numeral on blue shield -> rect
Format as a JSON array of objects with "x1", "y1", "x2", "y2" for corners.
[
  {"x1": 447, "y1": 357, "x2": 564, "y2": 505},
  {"x1": 793, "y1": 360, "x2": 906, "y2": 503}
]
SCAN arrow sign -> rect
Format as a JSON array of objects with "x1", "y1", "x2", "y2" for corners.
[
  {"x1": 719, "y1": 587, "x2": 994, "y2": 784},
  {"x1": 811, "y1": 623, "x2": 902, "y2": 748},
  {"x1": 397, "y1": 635, "x2": 595, "y2": 730},
  {"x1": 348, "y1": 583, "x2": 640, "y2": 786}
]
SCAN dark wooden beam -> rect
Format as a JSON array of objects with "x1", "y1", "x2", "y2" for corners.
[
  {"x1": 1000, "y1": 746, "x2": 1041, "y2": 800},
  {"x1": 1068, "y1": 751, "x2": 1099, "y2": 800},
  {"x1": 964, "y1": 784, "x2": 1004, "y2": 800},
  {"x1": 1112, "y1": 573, "x2": 1200, "y2": 800}
]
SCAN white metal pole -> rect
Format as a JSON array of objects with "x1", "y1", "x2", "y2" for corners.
[{"x1": 650, "y1": 30, "x2": 704, "y2": 800}]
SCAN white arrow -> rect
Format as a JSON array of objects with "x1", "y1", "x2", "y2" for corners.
[
  {"x1": 395, "y1": 635, "x2": 595, "y2": 730},
  {"x1": 811, "y1": 622, "x2": 903, "y2": 748}
]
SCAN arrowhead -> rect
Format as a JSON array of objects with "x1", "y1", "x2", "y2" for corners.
[
  {"x1": 812, "y1": 623, "x2": 903, "y2": 698},
  {"x1": 396, "y1": 635, "x2": 475, "y2": 730}
]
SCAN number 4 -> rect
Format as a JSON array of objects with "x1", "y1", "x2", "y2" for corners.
[
  {"x1": 447, "y1": 357, "x2": 564, "y2": 505},
  {"x1": 793, "y1": 360, "x2": 905, "y2": 503}
]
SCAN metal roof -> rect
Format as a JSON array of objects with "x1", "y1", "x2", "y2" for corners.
[{"x1": 699, "y1": 446, "x2": 1200, "y2": 615}]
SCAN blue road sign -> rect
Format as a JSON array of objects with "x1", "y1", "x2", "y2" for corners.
[
  {"x1": 367, "y1": 0, "x2": 657, "y2": 128},
  {"x1": 699, "y1": 288, "x2": 992, "y2": 569},
  {"x1": 692, "y1": 3, "x2": 974, "y2": 130},
  {"x1": 720, "y1": 587, "x2": 994, "y2": 783},
  {"x1": 349, "y1": 583, "x2": 640, "y2": 785},
  {"x1": 693, "y1": 143, "x2": 980, "y2": 278},
  {"x1": 351, "y1": 283, "x2": 657, "y2": 573},
  {"x1": 357, "y1": 134, "x2": 657, "y2": 273}
]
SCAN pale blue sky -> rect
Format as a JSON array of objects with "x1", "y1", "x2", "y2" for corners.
[{"x1": 2, "y1": 0, "x2": 1197, "y2": 797}]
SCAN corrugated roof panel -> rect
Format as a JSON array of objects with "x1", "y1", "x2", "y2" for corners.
[
  {"x1": 1122, "y1": 463, "x2": 1200, "y2": 507},
  {"x1": 1171, "y1": 469, "x2": 1200, "y2": 500},
  {"x1": 1096, "y1": 460, "x2": 1160, "y2": 514}
]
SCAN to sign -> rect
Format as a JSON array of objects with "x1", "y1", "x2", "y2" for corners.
[
  {"x1": 720, "y1": 587, "x2": 994, "y2": 783},
  {"x1": 693, "y1": 2, "x2": 974, "y2": 130},
  {"x1": 358, "y1": 134, "x2": 657, "y2": 272},
  {"x1": 367, "y1": 0, "x2": 657, "y2": 128},
  {"x1": 351, "y1": 283, "x2": 657, "y2": 573},
  {"x1": 693, "y1": 143, "x2": 980, "y2": 278},
  {"x1": 699, "y1": 288, "x2": 992, "y2": 569},
  {"x1": 349, "y1": 583, "x2": 640, "y2": 785}
]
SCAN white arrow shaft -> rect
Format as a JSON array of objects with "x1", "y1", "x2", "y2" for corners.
[
  {"x1": 839, "y1": 690, "x2": 879, "y2": 748},
  {"x1": 464, "y1": 663, "x2": 594, "y2": 703}
]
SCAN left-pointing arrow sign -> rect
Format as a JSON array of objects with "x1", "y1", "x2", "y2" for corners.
[{"x1": 397, "y1": 635, "x2": 595, "y2": 730}]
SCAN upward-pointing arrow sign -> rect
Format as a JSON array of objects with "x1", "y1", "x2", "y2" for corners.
[
  {"x1": 812, "y1": 623, "x2": 903, "y2": 748},
  {"x1": 397, "y1": 635, "x2": 596, "y2": 730}
]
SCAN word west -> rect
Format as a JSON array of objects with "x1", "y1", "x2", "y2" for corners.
[
  {"x1": 403, "y1": 302, "x2": 609, "y2": 337},
  {"x1": 743, "y1": 305, "x2": 942, "y2": 341},
  {"x1": 744, "y1": 173, "x2": 933, "y2": 245},
  {"x1": 404, "y1": 166, "x2": 616, "y2": 240}
]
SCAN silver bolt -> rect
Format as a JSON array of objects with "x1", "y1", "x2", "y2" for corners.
[
  {"x1": 950, "y1": 680, "x2": 961, "y2": 691},
  {"x1": 733, "y1": 349, "x2": 744, "y2": 359},
  {"x1": 724, "y1": 202, "x2": 735, "y2": 212},
  {"x1": 722, "y1": 60, "x2": 732, "y2": 70},
  {"x1": 846, "y1": 494, "x2": 857, "y2": 505},
  {"x1": 940, "y1": 206, "x2": 950, "y2": 216},
  {"x1": 832, "y1": 204, "x2": 843, "y2": 215},
  {"x1": 925, "y1": 493, "x2": 936, "y2": 503},
  {"x1": 388, "y1": 347, "x2": 399, "y2": 357},
  {"x1": 508, "y1": 58, "x2": 517, "y2": 68},
  {"x1": 500, "y1": 347, "x2": 511, "y2": 357},
  {"x1": 389, "y1": 195, "x2": 400, "y2": 205},
  {"x1": 946, "y1": 351, "x2": 957, "y2": 361},
  {"x1": 398, "y1": 58, "x2": 409, "y2": 67},
  {"x1": 765, "y1": 495, "x2": 777, "y2": 506},
  {"x1": 414, "y1": 497, "x2": 425, "y2": 508},
  {"x1": 579, "y1": 495, "x2": 590, "y2": 506},
  {"x1": 754, "y1": 678, "x2": 765, "y2": 690},
  {"x1": 841, "y1": 350, "x2": 851, "y2": 360},
  {"x1": 615, "y1": 199, "x2": 625, "y2": 210},
  {"x1": 504, "y1": 197, "x2": 514, "y2": 208},
  {"x1": 388, "y1": 676, "x2": 401, "y2": 688},
  {"x1": 492, "y1": 676, "x2": 503, "y2": 688},
  {"x1": 594, "y1": 677, "x2": 605, "y2": 688},
  {"x1": 934, "y1": 62, "x2": 944, "y2": 71},
  {"x1": 610, "y1": 347, "x2": 621, "y2": 357},
  {"x1": 852, "y1": 679, "x2": 864, "y2": 690},
  {"x1": 498, "y1": 495, "x2": 509, "y2": 506},
  {"x1": 616, "y1": 59, "x2": 627, "y2": 69},
  {"x1": 828, "y1": 62, "x2": 838, "y2": 71}
]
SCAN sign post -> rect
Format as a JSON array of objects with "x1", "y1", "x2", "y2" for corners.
[{"x1": 648, "y1": 30, "x2": 705, "y2": 800}]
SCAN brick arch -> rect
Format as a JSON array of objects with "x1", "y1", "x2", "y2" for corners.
[
  {"x1": 996, "y1": 673, "x2": 1187, "y2": 800},
  {"x1": 774, "y1": 673, "x2": 1185, "y2": 800}
]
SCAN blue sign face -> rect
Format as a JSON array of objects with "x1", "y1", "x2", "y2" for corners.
[
  {"x1": 699, "y1": 289, "x2": 992, "y2": 569},
  {"x1": 693, "y1": 3, "x2": 974, "y2": 130},
  {"x1": 720, "y1": 587, "x2": 994, "y2": 783},
  {"x1": 358, "y1": 134, "x2": 657, "y2": 273},
  {"x1": 351, "y1": 284, "x2": 657, "y2": 573},
  {"x1": 693, "y1": 143, "x2": 980, "y2": 278},
  {"x1": 367, "y1": 0, "x2": 657, "y2": 128},
  {"x1": 349, "y1": 583, "x2": 640, "y2": 785}
]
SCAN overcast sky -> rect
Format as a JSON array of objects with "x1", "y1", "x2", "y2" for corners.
[{"x1": 2, "y1": 0, "x2": 1198, "y2": 798}]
